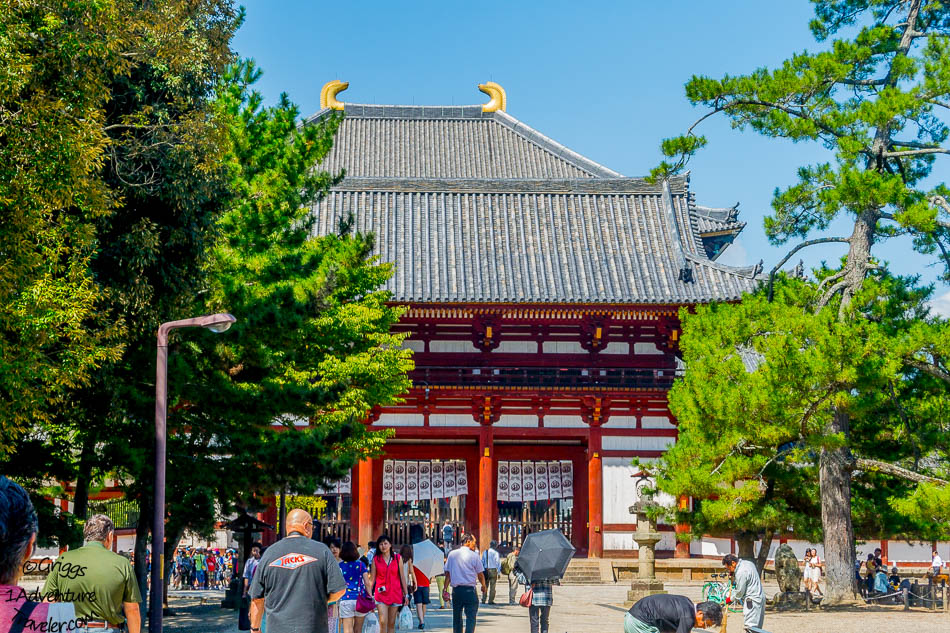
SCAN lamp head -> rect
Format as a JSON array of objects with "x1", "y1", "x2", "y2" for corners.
[{"x1": 202, "y1": 313, "x2": 236, "y2": 333}]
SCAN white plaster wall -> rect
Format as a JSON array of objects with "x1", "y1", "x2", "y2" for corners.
[
  {"x1": 888, "y1": 541, "x2": 938, "y2": 562},
  {"x1": 603, "y1": 458, "x2": 640, "y2": 523},
  {"x1": 374, "y1": 413, "x2": 424, "y2": 426},
  {"x1": 495, "y1": 414, "x2": 539, "y2": 428},
  {"x1": 634, "y1": 342, "x2": 664, "y2": 355},
  {"x1": 607, "y1": 532, "x2": 677, "y2": 551},
  {"x1": 430, "y1": 414, "x2": 479, "y2": 427},
  {"x1": 605, "y1": 532, "x2": 635, "y2": 550},
  {"x1": 542, "y1": 341, "x2": 585, "y2": 354},
  {"x1": 602, "y1": 342, "x2": 630, "y2": 355},
  {"x1": 543, "y1": 415, "x2": 587, "y2": 428},
  {"x1": 430, "y1": 340, "x2": 479, "y2": 353},
  {"x1": 769, "y1": 539, "x2": 943, "y2": 562},
  {"x1": 401, "y1": 339, "x2": 425, "y2": 352},
  {"x1": 641, "y1": 416, "x2": 676, "y2": 429},
  {"x1": 603, "y1": 435, "x2": 676, "y2": 452},
  {"x1": 690, "y1": 537, "x2": 733, "y2": 557},
  {"x1": 603, "y1": 416, "x2": 638, "y2": 429},
  {"x1": 496, "y1": 341, "x2": 538, "y2": 353}
]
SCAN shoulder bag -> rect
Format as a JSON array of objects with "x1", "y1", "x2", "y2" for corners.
[
  {"x1": 356, "y1": 563, "x2": 377, "y2": 614},
  {"x1": 518, "y1": 586, "x2": 533, "y2": 608}
]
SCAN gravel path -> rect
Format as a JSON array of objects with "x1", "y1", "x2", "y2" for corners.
[{"x1": 162, "y1": 583, "x2": 948, "y2": 633}]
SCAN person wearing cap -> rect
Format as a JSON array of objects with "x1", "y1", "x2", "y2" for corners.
[{"x1": 43, "y1": 513, "x2": 140, "y2": 632}]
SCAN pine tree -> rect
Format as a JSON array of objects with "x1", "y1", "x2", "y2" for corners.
[{"x1": 654, "y1": 0, "x2": 950, "y2": 603}]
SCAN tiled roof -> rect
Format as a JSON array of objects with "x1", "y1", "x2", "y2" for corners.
[
  {"x1": 689, "y1": 201, "x2": 746, "y2": 235},
  {"x1": 308, "y1": 103, "x2": 760, "y2": 304},
  {"x1": 309, "y1": 104, "x2": 621, "y2": 179}
]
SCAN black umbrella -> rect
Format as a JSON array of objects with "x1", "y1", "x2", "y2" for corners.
[{"x1": 517, "y1": 529, "x2": 575, "y2": 583}]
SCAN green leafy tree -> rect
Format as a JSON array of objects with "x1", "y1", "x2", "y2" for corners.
[
  {"x1": 0, "y1": 1, "x2": 126, "y2": 452},
  {"x1": 148, "y1": 60, "x2": 412, "y2": 595},
  {"x1": 0, "y1": 1, "x2": 240, "y2": 554},
  {"x1": 653, "y1": 0, "x2": 950, "y2": 602},
  {"x1": 653, "y1": 273, "x2": 949, "y2": 576}
]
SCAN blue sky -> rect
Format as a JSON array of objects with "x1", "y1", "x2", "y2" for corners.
[{"x1": 233, "y1": 0, "x2": 950, "y2": 313}]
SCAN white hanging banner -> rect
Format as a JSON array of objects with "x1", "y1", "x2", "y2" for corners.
[
  {"x1": 547, "y1": 464, "x2": 561, "y2": 500},
  {"x1": 406, "y1": 461, "x2": 419, "y2": 501},
  {"x1": 509, "y1": 461, "x2": 522, "y2": 502},
  {"x1": 534, "y1": 461, "x2": 549, "y2": 501},
  {"x1": 456, "y1": 461, "x2": 469, "y2": 496},
  {"x1": 382, "y1": 461, "x2": 395, "y2": 501},
  {"x1": 444, "y1": 460, "x2": 457, "y2": 498},
  {"x1": 560, "y1": 461, "x2": 573, "y2": 499},
  {"x1": 547, "y1": 461, "x2": 562, "y2": 500},
  {"x1": 394, "y1": 460, "x2": 407, "y2": 502},
  {"x1": 338, "y1": 471, "x2": 352, "y2": 495},
  {"x1": 522, "y1": 461, "x2": 536, "y2": 502},
  {"x1": 497, "y1": 461, "x2": 509, "y2": 502},
  {"x1": 418, "y1": 461, "x2": 432, "y2": 501},
  {"x1": 430, "y1": 461, "x2": 445, "y2": 499}
]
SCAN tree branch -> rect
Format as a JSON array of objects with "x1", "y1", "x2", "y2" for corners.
[
  {"x1": 882, "y1": 148, "x2": 950, "y2": 158},
  {"x1": 817, "y1": 279, "x2": 849, "y2": 309},
  {"x1": 839, "y1": 78, "x2": 886, "y2": 86},
  {"x1": 767, "y1": 237, "x2": 851, "y2": 301},
  {"x1": 930, "y1": 195, "x2": 950, "y2": 216},
  {"x1": 852, "y1": 457, "x2": 947, "y2": 485},
  {"x1": 816, "y1": 266, "x2": 849, "y2": 292},
  {"x1": 905, "y1": 359, "x2": 950, "y2": 384}
]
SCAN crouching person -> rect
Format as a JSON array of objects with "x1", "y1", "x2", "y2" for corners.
[{"x1": 624, "y1": 595, "x2": 722, "y2": 633}]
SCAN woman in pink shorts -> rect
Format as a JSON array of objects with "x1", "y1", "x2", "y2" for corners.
[{"x1": 366, "y1": 535, "x2": 409, "y2": 633}]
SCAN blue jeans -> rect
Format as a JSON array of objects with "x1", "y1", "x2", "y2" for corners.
[{"x1": 451, "y1": 586, "x2": 479, "y2": 633}]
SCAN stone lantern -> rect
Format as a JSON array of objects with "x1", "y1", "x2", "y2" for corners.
[{"x1": 625, "y1": 474, "x2": 667, "y2": 607}]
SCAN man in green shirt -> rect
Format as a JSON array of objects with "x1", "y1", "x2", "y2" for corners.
[{"x1": 43, "y1": 514, "x2": 142, "y2": 632}]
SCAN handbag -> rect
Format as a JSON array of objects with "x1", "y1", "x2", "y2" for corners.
[
  {"x1": 519, "y1": 587, "x2": 533, "y2": 608},
  {"x1": 356, "y1": 591, "x2": 377, "y2": 614},
  {"x1": 356, "y1": 566, "x2": 376, "y2": 614}
]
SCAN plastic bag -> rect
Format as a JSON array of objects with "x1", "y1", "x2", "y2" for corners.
[
  {"x1": 362, "y1": 612, "x2": 380, "y2": 633},
  {"x1": 396, "y1": 607, "x2": 414, "y2": 631}
]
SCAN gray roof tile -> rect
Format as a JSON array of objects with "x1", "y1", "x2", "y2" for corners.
[{"x1": 307, "y1": 103, "x2": 761, "y2": 304}]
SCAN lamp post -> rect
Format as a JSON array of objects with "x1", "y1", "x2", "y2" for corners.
[{"x1": 151, "y1": 313, "x2": 236, "y2": 633}]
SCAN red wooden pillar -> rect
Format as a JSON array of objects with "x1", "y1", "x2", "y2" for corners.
[
  {"x1": 881, "y1": 539, "x2": 889, "y2": 566},
  {"x1": 465, "y1": 453, "x2": 479, "y2": 540},
  {"x1": 371, "y1": 459, "x2": 385, "y2": 540},
  {"x1": 674, "y1": 495, "x2": 690, "y2": 558},
  {"x1": 572, "y1": 452, "x2": 589, "y2": 557},
  {"x1": 478, "y1": 425, "x2": 494, "y2": 548},
  {"x1": 260, "y1": 501, "x2": 278, "y2": 546},
  {"x1": 588, "y1": 427, "x2": 603, "y2": 558},
  {"x1": 355, "y1": 459, "x2": 376, "y2": 547}
]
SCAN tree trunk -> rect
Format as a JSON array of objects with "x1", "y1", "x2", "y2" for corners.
[
  {"x1": 820, "y1": 408, "x2": 856, "y2": 604},
  {"x1": 736, "y1": 531, "x2": 756, "y2": 560},
  {"x1": 133, "y1": 495, "x2": 152, "y2": 619},
  {"x1": 837, "y1": 211, "x2": 877, "y2": 316},
  {"x1": 72, "y1": 435, "x2": 95, "y2": 522},
  {"x1": 754, "y1": 529, "x2": 774, "y2": 575},
  {"x1": 163, "y1": 521, "x2": 185, "y2": 613}
]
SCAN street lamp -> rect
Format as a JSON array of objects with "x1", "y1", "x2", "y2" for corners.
[{"x1": 151, "y1": 313, "x2": 236, "y2": 633}]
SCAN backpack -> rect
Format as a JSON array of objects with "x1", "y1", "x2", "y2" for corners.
[{"x1": 501, "y1": 553, "x2": 514, "y2": 576}]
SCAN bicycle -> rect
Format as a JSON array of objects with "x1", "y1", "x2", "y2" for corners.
[{"x1": 702, "y1": 572, "x2": 743, "y2": 613}]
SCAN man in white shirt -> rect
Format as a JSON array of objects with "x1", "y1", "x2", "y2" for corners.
[
  {"x1": 723, "y1": 554, "x2": 765, "y2": 630},
  {"x1": 443, "y1": 534, "x2": 487, "y2": 633},
  {"x1": 480, "y1": 541, "x2": 501, "y2": 605},
  {"x1": 933, "y1": 549, "x2": 944, "y2": 576}
]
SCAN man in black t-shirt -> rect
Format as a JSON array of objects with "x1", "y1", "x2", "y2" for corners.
[
  {"x1": 624, "y1": 594, "x2": 722, "y2": 633},
  {"x1": 249, "y1": 509, "x2": 346, "y2": 633}
]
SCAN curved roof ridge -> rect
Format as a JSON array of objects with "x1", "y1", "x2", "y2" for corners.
[
  {"x1": 492, "y1": 111, "x2": 622, "y2": 178},
  {"x1": 685, "y1": 252, "x2": 765, "y2": 280}
]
